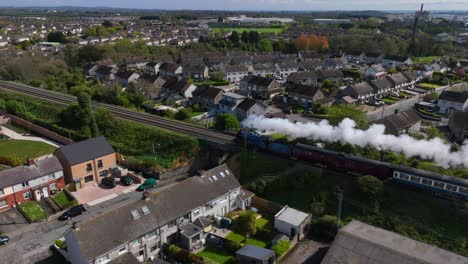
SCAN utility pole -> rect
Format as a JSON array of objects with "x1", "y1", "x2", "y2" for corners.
[{"x1": 336, "y1": 192, "x2": 343, "y2": 228}]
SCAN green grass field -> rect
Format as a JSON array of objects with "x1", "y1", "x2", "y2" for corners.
[
  {"x1": 212, "y1": 27, "x2": 284, "y2": 34},
  {"x1": 0, "y1": 140, "x2": 56, "y2": 165},
  {"x1": 198, "y1": 247, "x2": 234, "y2": 264},
  {"x1": 18, "y1": 201, "x2": 46, "y2": 222}
]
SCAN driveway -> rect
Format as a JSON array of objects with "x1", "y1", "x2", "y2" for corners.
[
  {"x1": 0, "y1": 126, "x2": 61, "y2": 147},
  {"x1": 281, "y1": 239, "x2": 329, "y2": 264},
  {"x1": 72, "y1": 182, "x2": 139, "y2": 206},
  {"x1": 0, "y1": 208, "x2": 29, "y2": 234}
]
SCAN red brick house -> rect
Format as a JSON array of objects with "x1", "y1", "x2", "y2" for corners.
[{"x1": 0, "y1": 156, "x2": 65, "y2": 211}]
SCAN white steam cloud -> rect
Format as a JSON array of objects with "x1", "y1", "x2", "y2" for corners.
[{"x1": 242, "y1": 115, "x2": 468, "y2": 168}]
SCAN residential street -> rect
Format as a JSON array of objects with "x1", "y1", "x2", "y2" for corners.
[
  {"x1": 367, "y1": 85, "x2": 449, "y2": 121},
  {"x1": 0, "y1": 175, "x2": 186, "y2": 263}
]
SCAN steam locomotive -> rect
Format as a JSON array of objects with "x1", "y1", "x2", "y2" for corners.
[{"x1": 238, "y1": 131, "x2": 468, "y2": 200}]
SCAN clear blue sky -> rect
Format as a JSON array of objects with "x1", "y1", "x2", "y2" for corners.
[{"x1": 1, "y1": 0, "x2": 467, "y2": 11}]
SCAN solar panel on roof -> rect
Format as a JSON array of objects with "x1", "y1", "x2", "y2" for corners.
[
  {"x1": 208, "y1": 178, "x2": 213, "y2": 183},
  {"x1": 220, "y1": 172, "x2": 225, "y2": 177},
  {"x1": 213, "y1": 175, "x2": 218, "y2": 181},
  {"x1": 131, "y1": 209, "x2": 141, "y2": 220},
  {"x1": 141, "y1": 205, "x2": 150, "y2": 215},
  {"x1": 225, "y1": 170, "x2": 230, "y2": 175}
]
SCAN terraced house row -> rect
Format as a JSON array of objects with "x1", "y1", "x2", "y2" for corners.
[{"x1": 65, "y1": 164, "x2": 255, "y2": 264}]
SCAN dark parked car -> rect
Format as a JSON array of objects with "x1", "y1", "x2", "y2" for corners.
[
  {"x1": 101, "y1": 177, "x2": 117, "y2": 188},
  {"x1": 120, "y1": 176, "x2": 134, "y2": 186},
  {"x1": 59, "y1": 204, "x2": 86, "y2": 221},
  {"x1": 0, "y1": 235, "x2": 9, "y2": 246}
]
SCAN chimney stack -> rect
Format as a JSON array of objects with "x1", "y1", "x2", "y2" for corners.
[
  {"x1": 142, "y1": 191, "x2": 151, "y2": 201},
  {"x1": 72, "y1": 221, "x2": 79, "y2": 230}
]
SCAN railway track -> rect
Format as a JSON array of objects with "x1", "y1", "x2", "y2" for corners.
[{"x1": 0, "y1": 80, "x2": 237, "y2": 145}]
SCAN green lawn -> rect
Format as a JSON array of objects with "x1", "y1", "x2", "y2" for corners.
[
  {"x1": 52, "y1": 191, "x2": 77, "y2": 209},
  {"x1": 18, "y1": 201, "x2": 46, "y2": 222},
  {"x1": 225, "y1": 232, "x2": 268, "y2": 248},
  {"x1": 256, "y1": 218, "x2": 270, "y2": 229},
  {"x1": 382, "y1": 98, "x2": 397, "y2": 104},
  {"x1": 419, "y1": 83, "x2": 441, "y2": 89},
  {"x1": 198, "y1": 247, "x2": 234, "y2": 264},
  {"x1": 0, "y1": 140, "x2": 56, "y2": 165},
  {"x1": 212, "y1": 27, "x2": 284, "y2": 34}
]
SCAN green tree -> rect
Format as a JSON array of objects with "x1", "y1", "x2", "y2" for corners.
[
  {"x1": 47, "y1": 31, "x2": 66, "y2": 43},
  {"x1": 356, "y1": 175, "x2": 383, "y2": 202},
  {"x1": 77, "y1": 45, "x2": 104, "y2": 63},
  {"x1": 174, "y1": 108, "x2": 192, "y2": 120},
  {"x1": 102, "y1": 20, "x2": 113, "y2": 27},
  {"x1": 209, "y1": 71, "x2": 225, "y2": 82},
  {"x1": 5, "y1": 100, "x2": 24, "y2": 115},
  {"x1": 215, "y1": 114, "x2": 240, "y2": 132},
  {"x1": 241, "y1": 31, "x2": 249, "y2": 43},
  {"x1": 257, "y1": 38, "x2": 273, "y2": 52},
  {"x1": 230, "y1": 31, "x2": 240, "y2": 43},
  {"x1": 327, "y1": 104, "x2": 368, "y2": 129},
  {"x1": 272, "y1": 240, "x2": 291, "y2": 257},
  {"x1": 233, "y1": 211, "x2": 257, "y2": 237}
]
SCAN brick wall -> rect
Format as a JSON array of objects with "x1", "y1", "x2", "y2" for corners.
[
  {"x1": 2, "y1": 113, "x2": 74, "y2": 145},
  {"x1": 251, "y1": 196, "x2": 283, "y2": 216}
]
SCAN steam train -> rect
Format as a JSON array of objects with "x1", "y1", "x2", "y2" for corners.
[{"x1": 238, "y1": 131, "x2": 468, "y2": 200}]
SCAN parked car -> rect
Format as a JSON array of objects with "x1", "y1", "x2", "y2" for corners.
[
  {"x1": 0, "y1": 235, "x2": 9, "y2": 245},
  {"x1": 120, "y1": 176, "x2": 134, "y2": 186},
  {"x1": 101, "y1": 177, "x2": 117, "y2": 188},
  {"x1": 59, "y1": 204, "x2": 87, "y2": 221},
  {"x1": 137, "y1": 178, "x2": 157, "y2": 191}
]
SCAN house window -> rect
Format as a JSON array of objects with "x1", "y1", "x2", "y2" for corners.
[
  {"x1": 193, "y1": 209, "x2": 200, "y2": 217},
  {"x1": 21, "y1": 182, "x2": 29, "y2": 188},
  {"x1": 96, "y1": 255, "x2": 109, "y2": 264},
  {"x1": 97, "y1": 160, "x2": 103, "y2": 168},
  {"x1": 0, "y1": 199, "x2": 7, "y2": 208},
  {"x1": 49, "y1": 183, "x2": 57, "y2": 191},
  {"x1": 168, "y1": 219, "x2": 177, "y2": 228},
  {"x1": 146, "y1": 231, "x2": 157, "y2": 240},
  {"x1": 118, "y1": 245, "x2": 128, "y2": 255},
  {"x1": 84, "y1": 175, "x2": 94, "y2": 183},
  {"x1": 150, "y1": 244, "x2": 159, "y2": 252},
  {"x1": 86, "y1": 163, "x2": 92, "y2": 172},
  {"x1": 130, "y1": 239, "x2": 140, "y2": 247},
  {"x1": 0, "y1": 188, "x2": 4, "y2": 196},
  {"x1": 99, "y1": 170, "x2": 108, "y2": 177},
  {"x1": 23, "y1": 191, "x2": 32, "y2": 199}
]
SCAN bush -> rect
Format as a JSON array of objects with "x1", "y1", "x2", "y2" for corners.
[
  {"x1": 310, "y1": 215, "x2": 340, "y2": 241},
  {"x1": 175, "y1": 108, "x2": 192, "y2": 120},
  {"x1": 214, "y1": 114, "x2": 240, "y2": 132},
  {"x1": 55, "y1": 239, "x2": 67, "y2": 250},
  {"x1": 272, "y1": 240, "x2": 291, "y2": 257}
]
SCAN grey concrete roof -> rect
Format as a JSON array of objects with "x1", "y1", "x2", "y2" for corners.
[
  {"x1": 55, "y1": 136, "x2": 114, "y2": 166},
  {"x1": 275, "y1": 206, "x2": 310, "y2": 227},
  {"x1": 179, "y1": 222, "x2": 203, "y2": 238},
  {"x1": 322, "y1": 220, "x2": 468, "y2": 264},
  {"x1": 236, "y1": 244, "x2": 275, "y2": 260}
]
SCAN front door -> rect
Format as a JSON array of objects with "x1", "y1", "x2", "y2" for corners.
[
  {"x1": 35, "y1": 190, "x2": 42, "y2": 201},
  {"x1": 290, "y1": 227, "x2": 296, "y2": 238},
  {"x1": 42, "y1": 187, "x2": 49, "y2": 198}
]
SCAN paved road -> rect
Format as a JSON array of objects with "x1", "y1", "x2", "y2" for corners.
[{"x1": 0, "y1": 175, "x2": 186, "y2": 263}]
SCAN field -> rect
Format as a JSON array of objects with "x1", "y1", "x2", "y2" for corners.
[
  {"x1": 419, "y1": 83, "x2": 442, "y2": 89},
  {"x1": 0, "y1": 140, "x2": 57, "y2": 165},
  {"x1": 212, "y1": 27, "x2": 284, "y2": 34}
]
